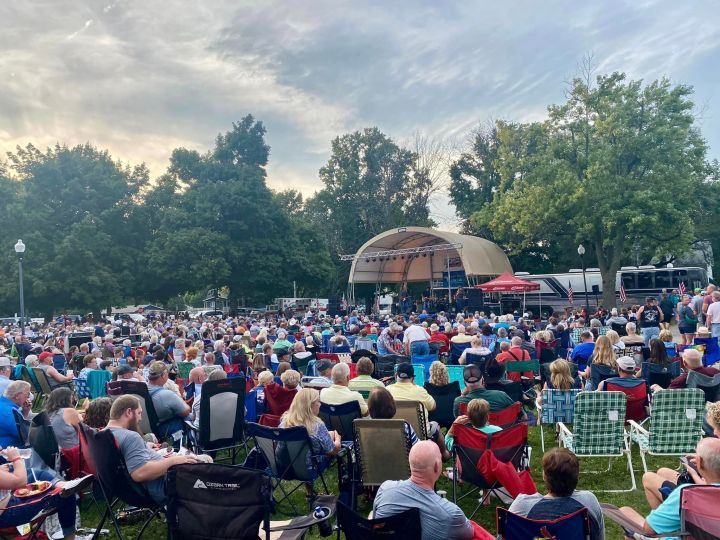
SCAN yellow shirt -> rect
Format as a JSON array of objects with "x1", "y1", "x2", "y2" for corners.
[{"x1": 319, "y1": 384, "x2": 368, "y2": 415}]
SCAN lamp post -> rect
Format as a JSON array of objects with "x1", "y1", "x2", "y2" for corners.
[
  {"x1": 577, "y1": 244, "x2": 590, "y2": 317},
  {"x1": 14, "y1": 239, "x2": 26, "y2": 337}
]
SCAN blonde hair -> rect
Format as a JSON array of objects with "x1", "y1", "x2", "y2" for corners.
[
  {"x1": 281, "y1": 388, "x2": 322, "y2": 435},
  {"x1": 549, "y1": 359, "x2": 575, "y2": 390},
  {"x1": 707, "y1": 401, "x2": 720, "y2": 429},
  {"x1": 604, "y1": 330, "x2": 621, "y2": 346},
  {"x1": 658, "y1": 329, "x2": 673, "y2": 343},
  {"x1": 280, "y1": 369, "x2": 301, "y2": 389},
  {"x1": 428, "y1": 361, "x2": 449, "y2": 386},
  {"x1": 466, "y1": 398, "x2": 490, "y2": 428},
  {"x1": 592, "y1": 335, "x2": 617, "y2": 369},
  {"x1": 470, "y1": 336, "x2": 482, "y2": 348},
  {"x1": 257, "y1": 371, "x2": 274, "y2": 385},
  {"x1": 535, "y1": 330, "x2": 553, "y2": 343}
]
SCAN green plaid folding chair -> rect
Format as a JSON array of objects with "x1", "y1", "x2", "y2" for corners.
[
  {"x1": 628, "y1": 388, "x2": 705, "y2": 473},
  {"x1": 538, "y1": 388, "x2": 580, "y2": 452},
  {"x1": 176, "y1": 362, "x2": 193, "y2": 380},
  {"x1": 558, "y1": 391, "x2": 636, "y2": 492}
]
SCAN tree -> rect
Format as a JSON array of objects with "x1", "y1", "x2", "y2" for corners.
[{"x1": 476, "y1": 72, "x2": 711, "y2": 307}]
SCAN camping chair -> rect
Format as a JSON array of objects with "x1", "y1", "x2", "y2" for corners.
[
  {"x1": 185, "y1": 377, "x2": 247, "y2": 463},
  {"x1": 337, "y1": 501, "x2": 421, "y2": 540},
  {"x1": 610, "y1": 322, "x2": 627, "y2": 337},
  {"x1": 410, "y1": 364, "x2": 426, "y2": 385},
  {"x1": 536, "y1": 339, "x2": 559, "y2": 364},
  {"x1": 601, "y1": 484, "x2": 720, "y2": 539},
  {"x1": 686, "y1": 370, "x2": 720, "y2": 402},
  {"x1": 28, "y1": 412, "x2": 61, "y2": 472},
  {"x1": 264, "y1": 383, "x2": 297, "y2": 416},
  {"x1": 605, "y1": 379, "x2": 649, "y2": 422},
  {"x1": 628, "y1": 388, "x2": 705, "y2": 473},
  {"x1": 496, "y1": 507, "x2": 591, "y2": 540},
  {"x1": 589, "y1": 363, "x2": 618, "y2": 390},
  {"x1": 319, "y1": 401, "x2": 362, "y2": 442},
  {"x1": 457, "y1": 401, "x2": 523, "y2": 429},
  {"x1": 504, "y1": 358, "x2": 540, "y2": 388},
  {"x1": 410, "y1": 353, "x2": 437, "y2": 373},
  {"x1": 73, "y1": 377, "x2": 91, "y2": 400},
  {"x1": 352, "y1": 419, "x2": 410, "y2": 490},
  {"x1": 291, "y1": 354, "x2": 312, "y2": 375},
  {"x1": 373, "y1": 356, "x2": 397, "y2": 379},
  {"x1": 693, "y1": 336, "x2": 720, "y2": 366},
  {"x1": 245, "y1": 423, "x2": 335, "y2": 515},
  {"x1": 465, "y1": 352, "x2": 491, "y2": 372},
  {"x1": 451, "y1": 422, "x2": 530, "y2": 518},
  {"x1": 641, "y1": 362, "x2": 673, "y2": 389},
  {"x1": 446, "y1": 365, "x2": 466, "y2": 390},
  {"x1": 86, "y1": 369, "x2": 112, "y2": 398},
  {"x1": 392, "y1": 400, "x2": 428, "y2": 440},
  {"x1": 30, "y1": 367, "x2": 54, "y2": 402},
  {"x1": 52, "y1": 353, "x2": 66, "y2": 374},
  {"x1": 111, "y1": 380, "x2": 162, "y2": 439},
  {"x1": 485, "y1": 380, "x2": 526, "y2": 403},
  {"x1": 449, "y1": 342, "x2": 471, "y2": 364},
  {"x1": 176, "y1": 362, "x2": 193, "y2": 380},
  {"x1": 539, "y1": 389, "x2": 581, "y2": 452},
  {"x1": 424, "y1": 380, "x2": 461, "y2": 429},
  {"x1": 558, "y1": 391, "x2": 636, "y2": 491},
  {"x1": 540, "y1": 362, "x2": 579, "y2": 386},
  {"x1": 166, "y1": 463, "x2": 336, "y2": 540},
  {"x1": 79, "y1": 424, "x2": 164, "y2": 540},
  {"x1": 0, "y1": 495, "x2": 64, "y2": 540}
]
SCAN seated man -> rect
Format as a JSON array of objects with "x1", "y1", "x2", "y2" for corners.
[
  {"x1": 597, "y1": 355, "x2": 645, "y2": 392},
  {"x1": 619, "y1": 438, "x2": 720, "y2": 538},
  {"x1": 36, "y1": 351, "x2": 74, "y2": 390},
  {"x1": 509, "y1": 447, "x2": 604, "y2": 540},
  {"x1": 106, "y1": 395, "x2": 202, "y2": 505},
  {"x1": 0, "y1": 381, "x2": 32, "y2": 447},
  {"x1": 452, "y1": 364, "x2": 515, "y2": 418},
  {"x1": 348, "y1": 357, "x2": 384, "y2": 394},
  {"x1": 373, "y1": 440, "x2": 482, "y2": 540},
  {"x1": 570, "y1": 331, "x2": 595, "y2": 364},
  {"x1": 146, "y1": 361, "x2": 192, "y2": 439},
  {"x1": 660, "y1": 348, "x2": 719, "y2": 390},
  {"x1": 319, "y1": 362, "x2": 368, "y2": 415},
  {"x1": 303, "y1": 359, "x2": 334, "y2": 387},
  {"x1": 495, "y1": 336, "x2": 534, "y2": 382}
]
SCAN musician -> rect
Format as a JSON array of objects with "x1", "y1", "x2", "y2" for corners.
[{"x1": 455, "y1": 288, "x2": 466, "y2": 315}]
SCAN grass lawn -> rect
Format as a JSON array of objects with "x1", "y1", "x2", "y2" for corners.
[{"x1": 76, "y1": 423, "x2": 682, "y2": 540}]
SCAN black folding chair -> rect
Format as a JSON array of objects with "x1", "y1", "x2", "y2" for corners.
[
  {"x1": 641, "y1": 362, "x2": 672, "y2": 389},
  {"x1": 319, "y1": 401, "x2": 362, "y2": 442},
  {"x1": 28, "y1": 412, "x2": 60, "y2": 472},
  {"x1": 185, "y1": 377, "x2": 247, "y2": 462},
  {"x1": 12, "y1": 408, "x2": 30, "y2": 447},
  {"x1": 166, "y1": 463, "x2": 336, "y2": 540},
  {"x1": 109, "y1": 380, "x2": 162, "y2": 439},
  {"x1": 589, "y1": 363, "x2": 618, "y2": 391},
  {"x1": 424, "y1": 381, "x2": 461, "y2": 429},
  {"x1": 337, "y1": 501, "x2": 421, "y2": 540},
  {"x1": 687, "y1": 370, "x2": 720, "y2": 402},
  {"x1": 485, "y1": 380, "x2": 525, "y2": 403}
]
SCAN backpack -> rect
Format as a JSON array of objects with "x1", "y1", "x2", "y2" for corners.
[{"x1": 682, "y1": 305, "x2": 698, "y2": 325}]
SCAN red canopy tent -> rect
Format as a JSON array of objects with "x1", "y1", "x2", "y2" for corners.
[{"x1": 475, "y1": 272, "x2": 540, "y2": 315}]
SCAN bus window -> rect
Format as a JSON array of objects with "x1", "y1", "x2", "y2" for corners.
[
  {"x1": 655, "y1": 271, "x2": 672, "y2": 289},
  {"x1": 621, "y1": 273, "x2": 637, "y2": 290},
  {"x1": 671, "y1": 269, "x2": 688, "y2": 288},
  {"x1": 687, "y1": 269, "x2": 705, "y2": 287},
  {"x1": 637, "y1": 272, "x2": 654, "y2": 290}
]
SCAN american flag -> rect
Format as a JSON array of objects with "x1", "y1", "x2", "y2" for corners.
[
  {"x1": 568, "y1": 282, "x2": 574, "y2": 304},
  {"x1": 341, "y1": 295, "x2": 348, "y2": 311},
  {"x1": 619, "y1": 283, "x2": 627, "y2": 303},
  {"x1": 678, "y1": 282, "x2": 686, "y2": 297}
]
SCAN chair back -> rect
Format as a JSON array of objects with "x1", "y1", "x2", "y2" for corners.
[
  {"x1": 18, "y1": 365, "x2": 39, "y2": 392},
  {"x1": 610, "y1": 322, "x2": 627, "y2": 337},
  {"x1": 540, "y1": 362, "x2": 579, "y2": 386},
  {"x1": 605, "y1": 379, "x2": 648, "y2": 422},
  {"x1": 245, "y1": 423, "x2": 317, "y2": 483},
  {"x1": 641, "y1": 362, "x2": 673, "y2": 389},
  {"x1": 257, "y1": 414, "x2": 282, "y2": 428},
  {"x1": 198, "y1": 377, "x2": 246, "y2": 452},
  {"x1": 589, "y1": 363, "x2": 618, "y2": 390},
  {"x1": 505, "y1": 359, "x2": 540, "y2": 378},
  {"x1": 686, "y1": 370, "x2": 720, "y2": 402},
  {"x1": 488, "y1": 402, "x2": 523, "y2": 428},
  {"x1": 12, "y1": 408, "x2": 29, "y2": 446},
  {"x1": 73, "y1": 377, "x2": 91, "y2": 399},
  {"x1": 464, "y1": 352, "x2": 490, "y2": 372},
  {"x1": 693, "y1": 337, "x2": 720, "y2": 366},
  {"x1": 446, "y1": 365, "x2": 466, "y2": 390},
  {"x1": 115, "y1": 380, "x2": 161, "y2": 436},
  {"x1": 352, "y1": 419, "x2": 410, "y2": 487},
  {"x1": 337, "y1": 501, "x2": 420, "y2": 540},
  {"x1": 449, "y1": 342, "x2": 470, "y2": 364},
  {"x1": 319, "y1": 401, "x2": 362, "y2": 441},
  {"x1": 374, "y1": 356, "x2": 397, "y2": 379},
  {"x1": 31, "y1": 367, "x2": 54, "y2": 396},
  {"x1": 424, "y1": 381, "x2": 461, "y2": 429},
  {"x1": 681, "y1": 484, "x2": 720, "y2": 539},
  {"x1": 572, "y1": 391, "x2": 626, "y2": 455},
  {"x1": 176, "y1": 362, "x2": 193, "y2": 380},
  {"x1": 76, "y1": 424, "x2": 97, "y2": 475},
  {"x1": 52, "y1": 354, "x2": 66, "y2": 373},
  {"x1": 263, "y1": 383, "x2": 296, "y2": 416},
  {"x1": 29, "y1": 412, "x2": 60, "y2": 470},
  {"x1": 411, "y1": 364, "x2": 426, "y2": 386},
  {"x1": 647, "y1": 389, "x2": 705, "y2": 454},
  {"x1": 86, "y1": 370, "x2": 113, "y2": 398},
  {"x1": 536, "y1": 339, "x2": 559, "y2": 364},
  {"x1": 166, "y1": 463, "x2": 271, "y2": 540},
  {"x1": 392, "y1": 400, "x2": 427, "y2": 440},
  {"x1": 410, "y1": 354, "x2": 437, "y2": 373},
  {"x1": 496, "y1": 507, "x2": 590, "y2": 540},
  {"x1": 541, "y1": 389, "x2": 580, "y2": 425},
  {"x1": 291, "y1": 354, "x2": 312, "y2": 375},
  {"x1": 485, "y1": 380, "x2": 524, "y2": 402}
]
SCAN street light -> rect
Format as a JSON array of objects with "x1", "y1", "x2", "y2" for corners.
[
  {"x1": 14, "y1": 239, "x2": 26, "y2": 337},
  {"x1": 577, "y1": 244, "x2": 591, "y2": 316}
]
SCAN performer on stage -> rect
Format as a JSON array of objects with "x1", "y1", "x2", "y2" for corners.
[{"x1": 455, "y1": 288, "x2": 466, "y2": 315}]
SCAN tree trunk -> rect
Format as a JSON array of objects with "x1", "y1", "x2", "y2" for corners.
[{"x1": 601, "y1": 269, "x2": 617, "y2": 309}]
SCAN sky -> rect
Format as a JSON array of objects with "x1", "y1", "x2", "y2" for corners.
[{"x1": 1, "y1": 0, "x2": 719, "y2": 230}]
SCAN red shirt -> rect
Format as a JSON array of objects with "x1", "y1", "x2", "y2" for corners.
[
  {"x1": 669, "y1": 365, "x2": 720, "y2": 389},
  {"x1": 429, "y1": 331, "x2": 450, "y2": 353},
  {"x1": 496, "y1": 347, "x2": 532, "y2": 381}
]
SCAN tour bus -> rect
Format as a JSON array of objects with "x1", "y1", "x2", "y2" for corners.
[
  {"x1": 273, "y1": 298, "x2": 329, "y2": 316},
  {"x1": 505, "y1": 266, "x2": 708, "y2": 317}
]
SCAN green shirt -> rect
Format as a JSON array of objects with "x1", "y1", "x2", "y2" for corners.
[{"x1": 452, "y1": 388, "x2": 515, "y2": 417}]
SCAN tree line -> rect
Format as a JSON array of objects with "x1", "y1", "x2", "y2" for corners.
[{"x1": 0, "y1": 70, "x2": 717, "y2": 316}]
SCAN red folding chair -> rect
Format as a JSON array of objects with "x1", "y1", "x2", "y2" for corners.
[
  {"x1": 264, "y1": 383, "x2": 297, "y2": 416},
  {"x1": 605, "y1": 380, "x2": 648, "y2": 422},
  {"x1": 458, "y1": 402, "x2": 523, "y2": 428}
]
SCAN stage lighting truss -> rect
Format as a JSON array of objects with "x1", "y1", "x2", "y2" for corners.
[{"x1": 339, "y1": 242, "x2": 462, "y2": 261}]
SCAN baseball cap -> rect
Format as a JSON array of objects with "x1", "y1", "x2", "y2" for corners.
[
  {"x1": 0, "y1": 357, "x2": 11, "y2": 367},
  {"x1": 694, "y1": 288, "x2": 702, "y2": 293},
  {"x1": 147, "y1": 361, "x2": 168, "y2": 380},
  {"x1": 463, "y1": 364, "x2": 483, "y2": 384},
  {"x1": 315, "y1": 359, "x2": 334, "y2": 373},
  {"x1": 616, "y1": 356, "x2": 636, "y2": 372},
  {"x1": 38, "y1": 351, "x2": 54, "y2": 362},
  {"x1": 395, "y1": 363, "x2": 415, "y2": 380},
  {"x1": 116, "y1": 364, "x2": 135, "y2": 377}
]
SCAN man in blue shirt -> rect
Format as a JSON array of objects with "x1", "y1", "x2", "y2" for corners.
[
  {"x1": 619, "y1": 437, "x2": 720, "y2": 538},
  {"x1": 0, "y1": 380, "x2": 32, "y2": 448},
  {"x1": 570, "y1": 331, "x2": 595, "y2": 365}
]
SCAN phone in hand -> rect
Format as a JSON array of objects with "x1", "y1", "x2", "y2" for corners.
[{"x1": 680, "y1": 456, "x2": 698, "y2": 472}]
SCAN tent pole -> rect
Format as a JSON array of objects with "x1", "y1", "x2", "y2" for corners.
[{"x1": 446, "y1": 254, "x2": 452, "y2": 310}]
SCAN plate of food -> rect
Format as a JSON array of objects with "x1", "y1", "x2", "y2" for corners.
[{"x1": 14, "y1": 481, "x2": 52, "y2": 498}]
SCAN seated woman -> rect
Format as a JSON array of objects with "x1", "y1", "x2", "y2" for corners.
[
  {"x1": 187, "y1": 367, "x2": 207, "y2": 426},
  {"x1": 83, "y1": 397, "x2": 112, "y2": 429},
  {"x1": 647, "y1": 338, "x2": 671, "y2": 367},
  {"x1": 0, "y1": 447, "x2": 79, "y2": 539},
  {"x1": 367, "y1": 387, "x2": 419, "y2": 450},
  {"x1": 45, "y1": 388, "x2": 81, "y2": 450},
  {"x1": 604, "y1": 330, "x2": 626, "y2": 354},
  {"x1": 458, "y1": 336, "x2": 491, "y2": 365},
  {"x1": 444, "y1": 398, "x2": 501, "y2": 452},
  {"x1": 278, "y1": 388, "x2": 341, "y2": 479},
  {"x1": 658, "y1": 329, "x2": 678, "y2": 357},
  {"x1": 582, "y1": 335, "x2": 617, "y2": 389},
  {"x1": 280, "y1": 369, "x2": 301, "y2": 391}
]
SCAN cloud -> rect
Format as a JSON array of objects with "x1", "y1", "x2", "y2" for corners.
[{"x1": 67, "y1": 19, "x2": 93, "y2": 40}]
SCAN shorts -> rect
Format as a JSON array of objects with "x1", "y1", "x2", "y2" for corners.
[
  {"x1": 660, "y1": 480, "x2": 677, "y2": 500},
  {"x1": 679, "y1": 324, "x2": 697, "y2": 334}
]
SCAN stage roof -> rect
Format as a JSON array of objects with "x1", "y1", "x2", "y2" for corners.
[{"x1": 347, "y1": 227, "x2": 512, "y2": 285}]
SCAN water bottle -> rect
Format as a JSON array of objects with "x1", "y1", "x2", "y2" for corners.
[{"x1": 313, "y1": 506, "x2": 332, "y2": 536}]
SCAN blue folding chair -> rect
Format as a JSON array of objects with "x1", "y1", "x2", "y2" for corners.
[
  {"x1": 411, "y1": 354, "x2": 437, "y2": 376},
  {"x1": 496, "y1": 507, "x2": 590, "y2": 540},
  {"x1": 693, "y1": 337, "x2": 720, "y2": 366},
  {"x1": 449, "y1": 342, "x2": 470, "y2": 364},
  {"x1": 73, "y1": 377, "x2": 91, "y2": 399}
]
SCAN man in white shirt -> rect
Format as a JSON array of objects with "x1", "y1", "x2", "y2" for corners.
[
  {"x1": 403, "y1": 317, "x2": 430, "y2": 357},
  {"x1": 705, "y1": 291, "x2": 720, "y2": 338},
  {"x1": 319, "y1": 363, "x2": 368, "y2": 415}
]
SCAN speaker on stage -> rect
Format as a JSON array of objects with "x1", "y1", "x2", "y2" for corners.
[
  {"x1": 465, "y1": 288, "x2": 484, "y2": 311},
  {"x1": 327, "y1": 296, "x2": 341, "y2": 316}
]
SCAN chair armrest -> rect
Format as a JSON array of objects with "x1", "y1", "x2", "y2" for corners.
[
  {"x1": 600, "y1": 503, "x2": 681, "y2": 538},
  {"x1": 628, "y1": 420, "x2": 649, "y2": 436},
  {"x1": 557, "y1": 422, "x2": 572, "y2": 438},
  {"x1": 183, "y1": 420, "x2": 198, "y2": 432},
  {"x1": 267, "y1": 495, "x2": 336, "y2": 531}
]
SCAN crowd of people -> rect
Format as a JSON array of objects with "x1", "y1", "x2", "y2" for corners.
[{"x1": 0, "y1": 287, "x2": 718, "y2": 539}]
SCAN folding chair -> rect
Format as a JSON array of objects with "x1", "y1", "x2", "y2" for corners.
[
  {"x1": 601, "y1": 484, "x2": 720, "y2": 539},
  {"x1": 245, "y1": 423, "x2": 334, "y2": 515},
  {"x1": 373, "y1": 356, "x2": 397, "y2": 379},
  {"x1": 410, "y1": 354, "x2": 437, "y2": 375},
  {"x1": 86, "y1": 369, "x2": 112, "y2": 399},
  {"x1": 352, "y1": 419, "x2": 410, "y2": 490},
  {"x1": 424, "y1": 380, "x2": 461, "y2": 429},
  {"x1": 641, "y1": 362, "x2": 673, "y2": 389},
  {"x1": 446, "y1": 365, "x2": 466, "y2": 390},
  {"x1": 28, "y1": 412, "x2": 61, "y2": 472},
  {"x1": 410, "y1": 364, "x2": 426, "y2": 386},
  {"x1": 319, "y1": 401, "x2": 362, "y2": 442},
  {"x1": 693, "y1": 336, "x2": 720, "y2": 366},
  {"x1": 337, "y1": 501, "x2": 421, "y2": 540},
  {"x1": 558, "y1": 391, "x2": 636, "y2": 491},
  {"x1": 539, "y1": 389, "x2": 580, "y2": 452},
  {"x1": 80, "y1": 424, "x2": 164, "y2": 540},
  {"x1": 30, "y1": 367, "x2": 54, "y2": 402},
  {"x1": 686, "y1": 370, "x2": 720, "y2": 402},
  {"x1": 504, "y1": 358, "x2": 540, "y2": 387},
  {"x1": 536, "y1": 339, "x2": 559, "y2": 365},
  {"x1": 449, "y1": 342, "x2": 471, "y2": 364},
  {"x1": 485, "y1": 380, "x2": 525, "y2": 403},
  {"x1": 465, "y1": 352, "x2": 491, "y2": 372},
  {"x1": 264, "y1": 383, "x2": 297, "y2": 416},
  {"x1": 175, "y1": 362, "x2": 193, "y2": 380},
  {"x1": 628, "y1": 388, "x2": 705, "y2": 473},
  {"x1": 185, "y1": 377, "x2": 247, "y2": 463},
  {"x1": 12, "y1": 408, "x2": 30, "y2": 448},
  {"x1": 496, "y1": 507, "x2": 591, "y2": 540},
  {"x1": 451, "y1": 423, "x2": 530, "y2": 518},
  {"x1": 111, "y1": 380, "x2": 162, "y2": 439},
  {"x1": 457, "y1": 401, "x2": 523, "y2": 429},
  {"x1": 73, "y1": 377, "x2": 91, "y2": 400},
  {"x1": 605, "y1": 379, "x2": 649, "y2": 422},
  {"x1": 166, "y1": 463, "x2": 336, "y2": 540},
  {"x1": 392, "y1": 400, "x2": 428, "y2": 440}
]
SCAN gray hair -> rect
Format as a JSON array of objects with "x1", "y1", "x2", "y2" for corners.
[
  {"x1": 589, "y1": 318, "x2": 601, "y2": 328},
  {"x1": 213, "y1": 340, "x2": 225, "y2": 351},
  {"x1": 331, "y1": 362, "x2": 350, "y2": 384},
  {"x1": 626, "y1": 322, "x2": 636, "y2": 333},
  {"x1": 698, "y1": 438, "x2": 720, "y2": 475},
  {"x1": 4, "y1": 380, "x2": 30, "y2": 399},
  {"x1": 510, "y1": 336, "x2": 523, "y2": 347},
  {"x1": 497, "y1": 328, "x2": 507, "y2": 338}
]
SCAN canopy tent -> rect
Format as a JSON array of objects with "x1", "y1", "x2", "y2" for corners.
[{"x1": 474, "y1": 272, "x2": 540, "y2": 292}]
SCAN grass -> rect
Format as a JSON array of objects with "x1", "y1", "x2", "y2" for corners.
[{"x1": 75, "y1": 423, "x2": 683, "y2": 540}]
